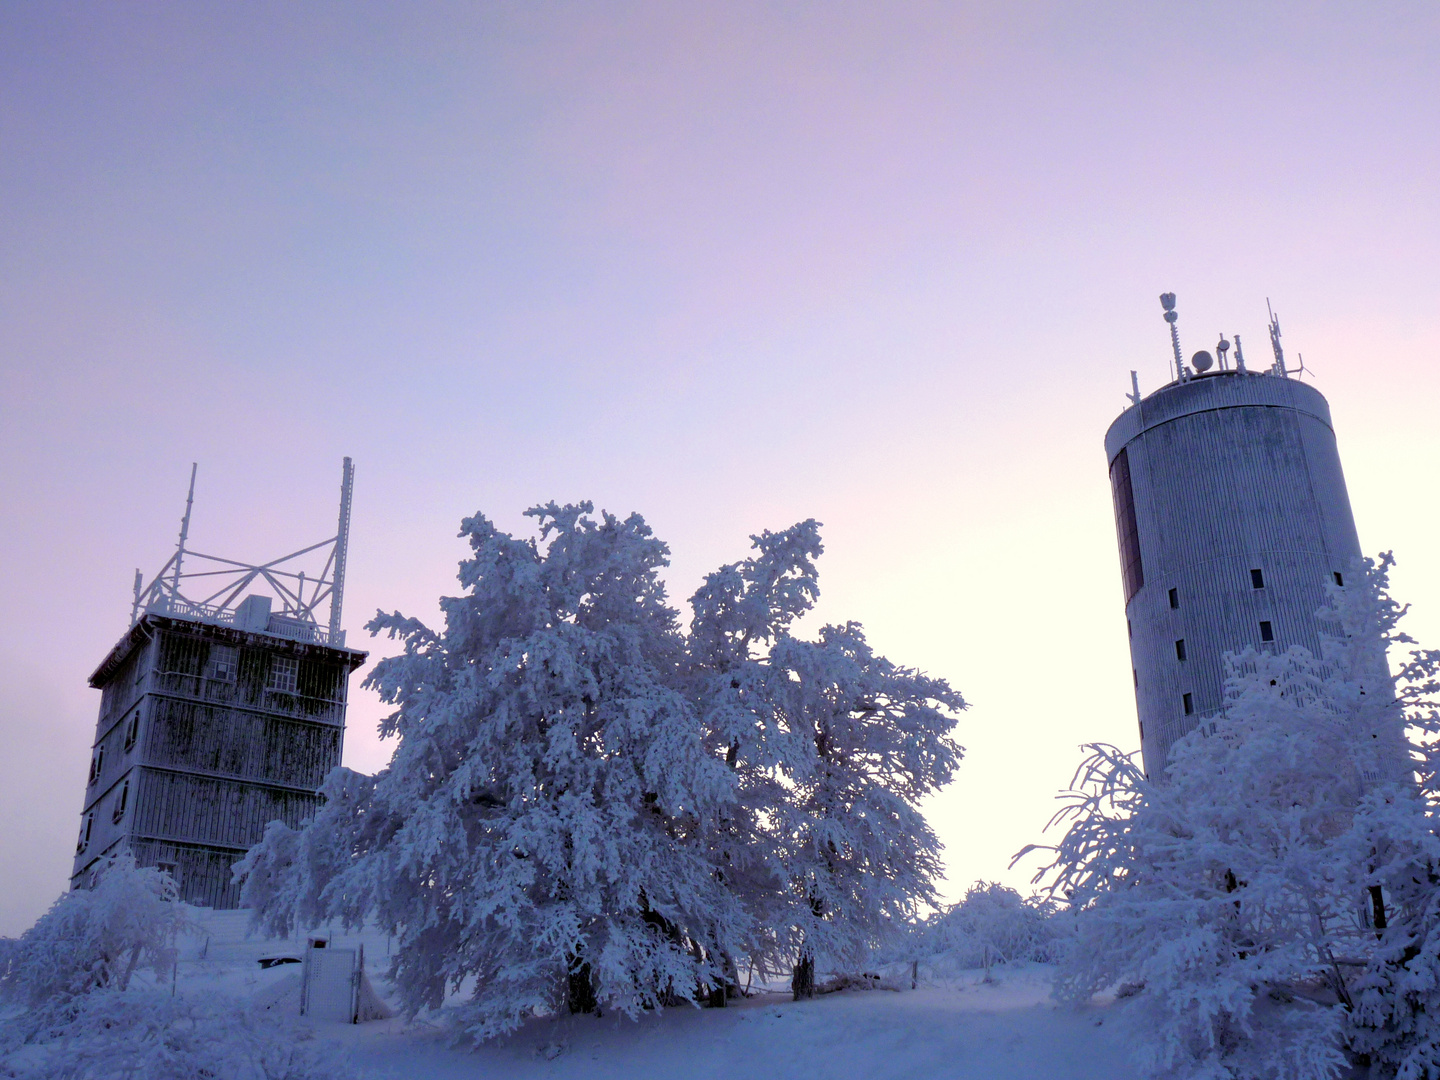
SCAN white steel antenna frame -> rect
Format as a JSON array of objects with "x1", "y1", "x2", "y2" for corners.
[
  {"x1": 329, "y1": 458, "x2": 354, "y2": 641},
  {"x1": 130, "y1": 458, "x2": 357, "y2": 647},
  {"x1": 1267, "y1": 298, "x2": 1288, "y2": 377},
  {"x1": 1159, "y1": 293, "x2": 1183, "y2": 382}
]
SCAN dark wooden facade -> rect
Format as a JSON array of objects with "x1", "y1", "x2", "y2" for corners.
[{"x1": 72, "y1": 612, "x2": 366, "y2": 908}]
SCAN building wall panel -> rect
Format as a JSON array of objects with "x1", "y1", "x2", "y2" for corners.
[{"x1": 1105, "y1": 372, "x2": 1362, "y2": 777}]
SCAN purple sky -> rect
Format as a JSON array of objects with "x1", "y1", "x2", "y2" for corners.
[{"x1": 2, "y1": 3, "x2": 1438, "y2": 935}]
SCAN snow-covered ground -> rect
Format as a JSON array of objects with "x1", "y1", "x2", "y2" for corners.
[
  {"x1": 336, "y1": 971, "x2": 1137, "y2": 1080},
  {"x1": 161, "y1": 911, "x2": 1139, "y2": 1080}
]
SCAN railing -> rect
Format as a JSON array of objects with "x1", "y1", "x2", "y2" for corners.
[
  {"x1": 140, "y1": 598, "x2": 346, "y2": 648},
  {"x1": 150, "y1": 672, "x2": 346, "y2": 726}
]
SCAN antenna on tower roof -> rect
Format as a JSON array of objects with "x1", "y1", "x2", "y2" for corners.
[
  {"x1": 171, "y1": 463, "x2": 197, "y2": 599},
  {"x1": 1267, "y1": 298, "x2": 1287, "y2": 377},
  {"x1": 329, "y1": 457, "x2": 354, "y2": 642},
  {"x1": 130, "y1": 458, "x2": 358, "y2": 647},
  {"x1": 1127, "y1": 370, "x2": 1141, "y2": 405},
  {"x1": 1160, "y1": 293, "x2": 1183, "y2": 381}
]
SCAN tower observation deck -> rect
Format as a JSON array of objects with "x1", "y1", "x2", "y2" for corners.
[
  {"x1": 1105, "y1": 305, "x2": 1362, "y2": 778},
  {"x1": 72, "y1": 460, "x2": 366, "y2": 907}
]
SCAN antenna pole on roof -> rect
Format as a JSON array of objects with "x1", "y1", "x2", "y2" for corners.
[
  {"x1": 1267, "y1": 298, "x2": 1287, "y2": 377},
  {"x1": 1127, "y1": 370, "x2": 1141, "y2": 405},
  {"x1": 329, "y1": 457, "x2": 354, "y2": 643},
  {"x1": 1234, "y1": 333, "x2": 1247, "y2": 373},
  {"x1": 1160, "y1": 293, "x2": 1183, "y2": 381},
  {"x1": 170, "y1": 463, "x2": 197, "y2": 609}
]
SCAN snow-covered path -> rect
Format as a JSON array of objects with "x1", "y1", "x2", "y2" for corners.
[{"x1": 331, "y1": 968, "x2": 1139, "y2": 1080}]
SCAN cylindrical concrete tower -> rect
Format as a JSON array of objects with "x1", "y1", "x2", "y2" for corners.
[{"x1": 1105, "y1": 369, "x2": 1362, "y2": 777}]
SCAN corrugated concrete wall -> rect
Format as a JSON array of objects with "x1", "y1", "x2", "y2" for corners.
[{"x1": 1104, "y1": 371, "x2": 1362, "y2": 777}]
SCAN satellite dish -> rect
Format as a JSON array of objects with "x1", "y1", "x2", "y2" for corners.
[{"x1": 1191, "y1": 349, "x2": 1214, "y2": 373}]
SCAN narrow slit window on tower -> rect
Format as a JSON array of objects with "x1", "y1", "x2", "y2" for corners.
[
  {"x1": 123, "y1": 712, "x2": 139, "y2": 752},
  {"x1": 1168, "y1": 588, "x2": 1179, "y2": 609},
  {"x1": 1110, "y1": 448, "x2": 1145, "y2": 603},
  {"x1": 112, "y1": 779, "x2": 129, "y2": 824},
  {"x1": 1334, "y1": 571, "x2": 1345, "y2": 587},
  {"x1": 1175, "y1": 639, "x2": 1187, "y2": 661},
  {"x1": 76, "y1": 813, "x2": 93, "y2": 855},
  {"x1": 1251, "y1": 568, "x2": 1266, "y2": 590},
  {"x1": 1133, "y1": 668, "x2": 1138, "y2": 687},
  {"x1": 1183, "y1": 692, "x2": 1194, "y2": 716},
  {"x1": 88, "y1": 746, "x2": 104, "y2": 786},
  {"x1": 1260, "y1": 620, "x2": 1275, "y2": 642}
]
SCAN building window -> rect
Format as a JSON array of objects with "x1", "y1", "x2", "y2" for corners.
[
  {"x1": 1133, "y1": 668, "x2": 1138, "y2": 687},
  {"x1": 1183, "y1": 692, "x2": 1194, "y2": 716},
  {"x1": 1251, "y1": 568, "x2": 1265, "y2": 589},
  {"x1": 1334, "y1": 571, "x2": 1345, "y2": 587},
  {"x1": 205, "y1": 644, "x2": 238, "y2": 683},
  {"x1": 1110, "y1": 448, "x2": 1145, "y2": 603},
  {"x1": 88, "y1": 746, "x2": 105, "y2": 786},
  {"x1": 268, "y1": 656, "x2": 299, "y2": 694},
  {"x1": 112, "y1": 779, "x2": 129, "y2": 824},
  {"x1": 1175, "y1": 639, "x2": 1187, "y2": 661},
  {"x1": 1168, "y1": 588, "x2": 1179, "y2": 609},
  {"x1": 76, "y1": 813, "x2": 93, "y2": 854},
  {"x1": 1127, "y1": 618, "x2": 1132, "y2": 639},
  {"x1": 124, "y1": 712, "x2": 140, "y2": 752},
  {"x1": 1138, "y1": 721, "x2": 1144, "y2": 740},
  {"x1": 1260, "y1": 620, "x2": 1275, "y2": 642}
]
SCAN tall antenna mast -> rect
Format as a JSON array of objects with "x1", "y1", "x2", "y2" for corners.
[
  {"x1": 1267, "y1": 298, "x2": 1287, "y2": 376},
  {"x1": 1160, "y1": 293, "x2": 1183, "y2": 381},
  {"x1": 329, "y1": 457, "x2": 354, "y2": 642},
  {"x1": 171, "y1": 463, "x2": 197, "y2": 604}
]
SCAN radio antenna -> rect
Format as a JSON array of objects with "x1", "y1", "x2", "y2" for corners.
[
  {"x1": 1267, "y1": 298, "x2": 1287, "y2": 377},
  {"x1": 1160, "y1": 293, "x2": 1183, "y2": 381}
]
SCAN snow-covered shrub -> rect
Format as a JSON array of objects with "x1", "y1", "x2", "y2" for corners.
[
  {"x1": 1, "y1": 990, "x2": 356, "y2": 1080},
  {"x1": 919, "y1": 882, "x2": 1059, "y2": 980},
  {"x1": 0, "y1": 854, "x2": 187, "y2": 1030},
  {"x1": 1025, "y1": 555, "x2": 1440, "y2": 1080},
  {"x1": 238, "y1": 503, "x2": 965, "y2": 1037}
]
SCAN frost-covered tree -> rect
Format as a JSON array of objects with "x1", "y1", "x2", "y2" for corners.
[
  {"x1": 242, "y1": 503, "x2": 747, "y2": 1041},
  {"x1": 1346, "y1": 605, "x2": 1440, "y2": 1080},
  {"x1": 0, "y1": 854, "x2": 186, "y2": 1034},
  {"x1": 1025, "y1": 556, "x2": 1440, "y2": 1080},
  {"x1": 241, "y1": 505, "x2": 966, "y2": 1037},
  {"x1": 0, "y1": 856, "x2": 353, "y2": 1078},
  {"x1": 923, "y1": 881, "x2": 1059, "y2": 981},
  {"x1": 688, "y1": 523, "x2": 965, "y2": 999},
  {"x1": 2, "y1": 992, "x2": 356, "y2": 1080}
]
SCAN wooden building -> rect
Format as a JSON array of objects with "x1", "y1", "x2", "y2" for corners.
[{"x1": 72, "y1": 460, "x2": 365, "y2": 907}]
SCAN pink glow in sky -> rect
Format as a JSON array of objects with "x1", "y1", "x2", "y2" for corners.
[{"x1": 2, "y1": 3, "x2": 1438, "y2": 934}]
